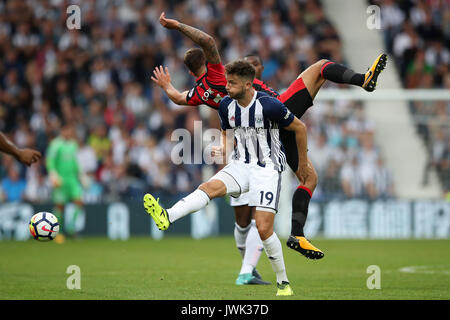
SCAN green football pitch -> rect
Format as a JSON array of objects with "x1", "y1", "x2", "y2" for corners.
[{"x1": 0, "y1": 237, "x2": 449, "y2": 300}]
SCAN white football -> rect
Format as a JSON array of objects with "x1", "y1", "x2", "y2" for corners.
[{"x1": 29, "y1": 212, "x2": 60, "y2": 241}]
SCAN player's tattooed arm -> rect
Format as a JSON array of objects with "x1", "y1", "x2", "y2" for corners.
[
  {"x1": 177, "y1": 23, "x2": 220, "y2": 64},
  {"x1": 159, "y1": 12, "x2": 220, "y2": 64}
]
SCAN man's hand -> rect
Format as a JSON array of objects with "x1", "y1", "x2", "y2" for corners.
[
  {"x1": 211, "y1": 145, "x2": 226, "y2": 167},
  {"x1": 0, "y1": 132, "x2": 41, "y2": 166},
  {"x1": 151, "y1": 65, "x2": 172, "y2": 89},
  {"x1": 16, "y1": 148, "x2": 41, "y2": 166},
  {"x1": 159, "y1": 12, "x2": 180, "y2": 29},
  {"x1": 49, "y1": 172, "x2": 62, "y2": 188},
  {"x1": 211, "y1": 145, "x2": 224, "y2": 158},
  {"x1": 297, "y1": 162, "x2": 313, "y2": 185},
  {"x1": 150, "y1": 65, "x2": 188, "y2": 105},
  {"x1": 79, "y1": 173, "x2": 91, "y2": 189}
]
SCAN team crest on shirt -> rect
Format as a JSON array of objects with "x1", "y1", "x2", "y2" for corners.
[{"x1": 255, "y1": 116, "x2": 263, "y2": 125}]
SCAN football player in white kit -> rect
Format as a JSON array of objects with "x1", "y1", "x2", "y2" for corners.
[{"x1": 144, "y1": 60, "x2": 312, "y2": 296}]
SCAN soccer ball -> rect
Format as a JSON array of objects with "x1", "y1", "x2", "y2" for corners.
[{"x1": 29, "y1": 212, "x2": 60, "y2": 241}]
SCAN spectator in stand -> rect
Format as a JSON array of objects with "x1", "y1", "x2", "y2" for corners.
[
  {"x1": 308, "y1": 131, "x2": 333, "y2": 177},
  {"x1": 1, "y1": 165, "x2": 26, "y2": 202},
  {"x1": 374, "y1": 157, "x2": 395, "y2": 199},
  {"x1": 88, "y1": 123, "x2": 111, "y2": 164},
  {"x1": 441, "y1": 140, "x2": 450, "y2": 191},
  {"x1": 23, "y1": 159, "x2": 51, "y2": 203},
  {"x1": 378, "y1": 0, "x2": 405, "y2": 53},
  {"x1": 319, "y1": 159, "x2": 343, "y2": 200},
  {"x1": 424, "y1": 37, "x2": 450, "y2": 86},
  {"x1": 340, "y1": 156, "x2": 364, "y2": 199},
  {"x1": 375, "y1": 0, "x2": 449, "y2": 192}
]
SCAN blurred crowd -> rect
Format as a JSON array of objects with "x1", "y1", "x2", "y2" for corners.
[
  {"x1": 305, "y1": 100, "x2": 395, "y2": 201},
  {"x1": 0, "y1": 0, "x2": 402, "y2": 204},
  {"x1": 371, "y1": 0, "x2": 449, "y2": 192}
]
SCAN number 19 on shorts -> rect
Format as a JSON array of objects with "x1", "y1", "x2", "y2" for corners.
[{"x1": 259, "y1": 191, "x2": 274, "y2": 206}]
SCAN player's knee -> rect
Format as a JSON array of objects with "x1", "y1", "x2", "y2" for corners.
[
  {"x1": 198, "y1": 180, "x2": 226, "y2": 199},
  {"x1": 316, "y1": 59, "x2": 329, "y2": 68},
  {"x1": 314, "y1": 59, "x2": 328, "y2": 75},
  {"x1": 311, "y1": 167, "x2": 318, "y2": 186},
  {"x1": 234, "y1": 206, "x2": 252, "y2": 227},
  {"x1": 300, "y1": 59, "x2": 329, "y2": 87},
  {"x1": 297, "y1": 165, "x2": 318, "y2": 192},
  {"x1": 255, "y1": 218, "x2": 273, "y2": 241},
  {"x1": 198, "y1": 182, "x2": 213, "y2": 198},
  {"x1": 306, "y1": 166, "x2": 318, "y2": 191}
]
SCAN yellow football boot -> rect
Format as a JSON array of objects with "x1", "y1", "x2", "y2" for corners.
[
  {"x1": 276, "y1": 281, "x2": 294, "y2": 296},
  {"x1": 362, "y1": 53, "x2": 387, "y2": 92},
  {"x1": 287, "y1": 236, "x2": 324, "y2": 259},
  {"x1": 143, "y1": 193, "x2": 170, "y2": 230}
]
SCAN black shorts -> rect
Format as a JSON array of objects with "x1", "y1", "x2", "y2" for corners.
[{"x1": 278, "y1": 77, "x2": 313, "y2": 173}]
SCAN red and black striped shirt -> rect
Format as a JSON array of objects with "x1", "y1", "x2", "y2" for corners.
[
  {"x1": 252, "y1": 78, "x2": 280, "y2": 98},
  {"x1": 186, "y1": 62, "x2": 228, "y2": 109},
  {"x1": 185, "y1": 62, "x2": 281, "y2": 109}
]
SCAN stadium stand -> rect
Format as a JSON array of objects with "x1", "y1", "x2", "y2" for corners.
[{"x1": 369, "y1": 0, "x2": 449, "y2": 193}]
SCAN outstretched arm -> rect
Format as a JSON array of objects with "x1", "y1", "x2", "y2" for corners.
[
  {"x1": 151, "y1": 65, "x2": 188, "y2": 105},
  {"x1": 159, "y1": 12, "x2": 220, "y2": 64},
  {"x1": 0, "y1": 132, "x2": 41, "y2": 166}
]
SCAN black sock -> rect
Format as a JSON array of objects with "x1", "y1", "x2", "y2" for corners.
[
  {"x1": 291, "y1": 186, "x2": 312, "y2": 237},
  {"x1": 321, "y1": 61, "x2": 365, "y2": 86}
]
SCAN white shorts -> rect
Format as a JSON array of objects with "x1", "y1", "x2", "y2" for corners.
[
  {"x1": 230, "y1": 192, "x2": 249, "y2": 207},
  {"x1": 209, "y1": 161, "x2": 282, "y2": 213}
]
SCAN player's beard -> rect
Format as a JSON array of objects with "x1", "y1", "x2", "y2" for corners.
[{"x1": 228, "y1": 87, "x2": 245, "y2": 100}]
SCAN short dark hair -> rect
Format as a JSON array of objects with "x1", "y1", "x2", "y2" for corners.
[
  {"x1": 225, "y1": 59, "x2": 255, "y2": 81},
  {"x1": 244, "y1": 52, "x2": 262, "y2": 61},
  {"x1": 183, "y1": 48, "x2": 206, "y2": 74}
]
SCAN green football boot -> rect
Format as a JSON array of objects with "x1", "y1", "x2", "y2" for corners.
[
  {"x1": 276, "y1": 281, "x2": 294, "y2": 296},
  {"x1": 143, "y1": 193, "x2": 170, "y2": 230},
  {"x1": 235, "y1": 273, "x2": 271, "y2": 285}
]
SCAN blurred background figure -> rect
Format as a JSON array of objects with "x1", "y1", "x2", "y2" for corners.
[
  {"x1": 45, "y1": 123, "x2": 84, "y2": 243},
  {"x1": 1, "y1": 164, "x2": 26, "y2": 202}
]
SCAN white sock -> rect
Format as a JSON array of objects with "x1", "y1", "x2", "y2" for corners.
[
  {"x1": 234, "y1": 222, "x2": 251, "y2": 259},
  {"x1": 167, "y1": 189, "x2": 210, "y2": 223},
  {"x1": 240, "y1": 220, "x2": 264, "y2": 275},
  {"x1": 262, "y1": 232, "x2": 289, "y2": 284}
]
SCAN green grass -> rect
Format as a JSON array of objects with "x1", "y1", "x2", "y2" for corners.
[{"x1": 0, "y1": 237, "x2": 449, "y2": 300}]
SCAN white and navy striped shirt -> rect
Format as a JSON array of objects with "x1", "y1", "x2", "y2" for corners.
[{"x1": 218, "y1": 91, "x2": 294, "y2": 172}]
